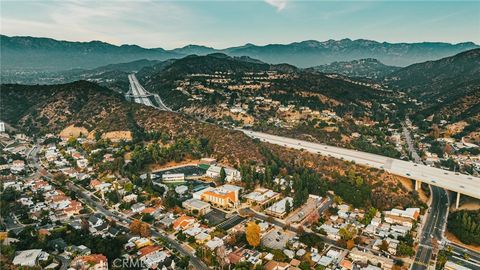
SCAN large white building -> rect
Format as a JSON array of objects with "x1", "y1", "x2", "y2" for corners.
[
  {"x1": 193, "y1": 184, "x2": 242, "y2": 210},
  {"x1": 182, "y1": 198, "x2": 211, "y2": 215},
  {"x1": 206, "y1": 165, "x2": 222, "y2": 178},
  {"x1": 265, "y1": 197, "x2": 293, "y2": 218},
  {"x1": 244, "y1": 188, "x2": 280, "y2": 208},
  {"x1": 162, "y1": 173, "x2": 185, "y2": 183},
  {"x1": 13, "y1": 249, "x2": 47, "y2": 267}
]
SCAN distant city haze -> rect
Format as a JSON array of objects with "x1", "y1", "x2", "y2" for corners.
[{"x1": 1, "y1": 0, "x2": 479, "y2": 48}]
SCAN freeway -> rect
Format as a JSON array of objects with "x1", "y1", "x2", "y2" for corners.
[
  {"x1": 239, "y1": 129, "x2": 480, "y2": 200},
  {"x1": 127, "y1": 73, "x2": 171, "y2": 111},
  {"x1": 128, "y1": 74, "x2": 153, "y2": 107}
]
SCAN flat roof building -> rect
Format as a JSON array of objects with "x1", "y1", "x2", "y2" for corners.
[
  {"x1": 162, "y1": 173, "x2": 185, "y2": 183},
  {"x1": 265, "y1": 197, "x2": 293, "y2": 218},
  {"x1": 182, "y1": 198, "x2": 211, "y2": 215},
  {"x1": 244, "y1": 188, "x2": 280, "y2": 208}
]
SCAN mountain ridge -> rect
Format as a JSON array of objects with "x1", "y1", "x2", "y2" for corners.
[
  {"x1": 386, "y1": 48, "x2": 480, "y2": 122},
  {"x1": 2, "y1": 34, "x2": 478, "y2": 71}
]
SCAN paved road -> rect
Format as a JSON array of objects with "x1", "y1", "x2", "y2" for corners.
[
  {"x1": 412, "y1": 186, "x2": 449, "y2": 270},
  {"x1": 128, "y1": 73, "x2": 171, "y2": 111},
  {"x1": 34, "y1": 147, "x2": 204, "y2": 270},
  {"x1": 68, "y1": 183, "x2": 208, "y2": 270},
  {"x1": 402, "y1": 121, "x2": 422, "y2": 164},
  {"x1": 128, "y1": 74, "x2": 153, "y2": 107},
  {"x1": 446, "y1": 243, "x2": 480, "y2": 270},
  {"x1": 239, "y1": 129, "x2": 480, "y2": 200}
]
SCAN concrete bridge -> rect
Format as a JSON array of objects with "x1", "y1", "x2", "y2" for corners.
[{"x1": 240, "y1": 129, "x2": 480, "y2": 208}]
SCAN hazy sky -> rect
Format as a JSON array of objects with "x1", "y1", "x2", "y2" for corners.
[{"x1": 1, "y1": 0, "x2": 479, "y2": 49}]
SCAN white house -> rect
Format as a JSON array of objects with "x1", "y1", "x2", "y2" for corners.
[
  {"x1": 10, "y1": 160, "x2": 25, "y2": 173},
  {"x1": 206, "y1": 165, "x2": 222, "y2": 178},
  {"x1": 131, "y1": 203, "x2": 146, "y2": 213},
  {"x1": 13, "y1": 249, "x2": 48, "y2": 267}
]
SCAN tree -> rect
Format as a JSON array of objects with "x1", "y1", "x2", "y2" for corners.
[
  {"x1": 379, "y1": 240, "x2": 389, "y2": 252},
  {"x1": 142, "y1": 214, "x2": 154, "y2": 223},
  {"x1": 139, "y1": 222, "x2": 151, "y2": 237},
  {"x1": 216, "y1": 245, "x2": 228, "y2": 269},
  {"x1": 246, "y1": 221, "x2": 261, "y2": 247},
  {"x1": 94, "y1": 131, "x2": 102, "y2": 141},
  {"x1": 339, "y1": 224, "x2": 357, "y2": 241},
  {"x1": 299, "y1": 261, "x2": 310, "y2": 270},
  {"x1": 396, "y1": 242, "x2": 414, "y2": 256},
  {"x1": 285, "y1": 199, "x2": 292, "y2": 214},
  {"x1": 129, "y1": 219, "x2": 142, "y2": 235},
  {"x1": 219, "y1": 167, "x2": 226, "y2": 184},
  {"x1": 177, "y1": 231, "x2": 186, "y2": 241},
  {"x1": 177, "y1": 256, "x2": 190, "y2": 269},
  {"x1": 346, "y1": 239, "x2": 355, "y2": 250}
]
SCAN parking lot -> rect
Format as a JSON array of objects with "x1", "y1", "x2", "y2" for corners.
[
  {"x1": 204, "y1": 208, "x2": 227, "y2": 226},
  {"x1": 218, "y1": 214, "x2": 245, "y2": 230},
  {"x1": 286, "y1": 196, "x2": 322, "y2": 224},
  {"x1": 152, "y1": 165, "x2": 206, "y2": 179},
  {"x1": 261, "y1": 227, "x2": 296, "y2": 249}
]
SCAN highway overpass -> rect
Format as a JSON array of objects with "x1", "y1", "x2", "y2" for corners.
[{"x1": 240, "y1": 129, "x2": 480, "y2": 206}]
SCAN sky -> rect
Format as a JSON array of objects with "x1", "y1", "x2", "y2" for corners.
[{"x1": 1, "y1": 0, "x2": 479, "y2": 49}]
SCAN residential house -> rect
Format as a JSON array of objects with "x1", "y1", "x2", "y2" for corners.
[
  {"x1": 10, "y1": 160, "x2": 25, "y2": 173},
  {"x1": 205, "y1": 237, "x2": 223, "y2": 250},
  {"x1": 349, "y1": 248, "x2": 394, "y2": 270},
  {"x1": 173, "y1": 215, "x2": 196, "y2": 231},
  {"x1": 70, "y1": 254, "x2": 108, "y2": 270},
  {"x1": 264, "y1": 261, "x2": 290, "y2": 270},
  {"x1": 131, "y1": 203, "x2": 146, "y2": 213},
  {"x1": 12, "y1": 249, "x2": 47, "y2": 267}
]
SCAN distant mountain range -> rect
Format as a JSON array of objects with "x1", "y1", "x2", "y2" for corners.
[{"x1": 1, "y1": 35, "x2": 478, "y2": 71}]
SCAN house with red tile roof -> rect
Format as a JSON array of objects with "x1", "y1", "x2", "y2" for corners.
[
  {"x1": 172, "y1": 215, "x2": 196, "y2": 231},
  {"x1": 70, "y1": 254, "x2": 108, "y2": 270}
]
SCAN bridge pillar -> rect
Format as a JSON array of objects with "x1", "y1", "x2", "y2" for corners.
[
  {"x1": 455, "y1": 192, "x2": 461, "y2": 209},
  {"x1": 414, "y1": 180, "x2": 421, "y2": 191}
]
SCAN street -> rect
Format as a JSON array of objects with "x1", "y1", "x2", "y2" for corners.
[
  {"x1": 412, "y1": 186, "x2": 449, "y2": 270},
  {"x1": 30, "y1": 143, "x2": 206, "y2": 270},
  {"x1": 68, "y1": 183, "x2": 208, "y2": 270}
]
